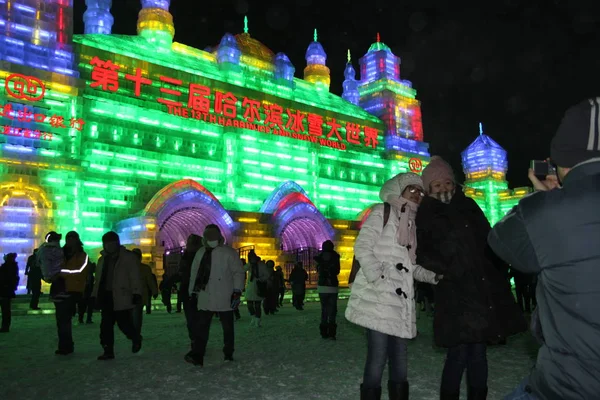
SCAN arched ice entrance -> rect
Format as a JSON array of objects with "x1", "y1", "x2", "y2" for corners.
[
  {"x1": 262, "y1": 181, "x2": 334, "y2": 284},
  {"x1": 144, "y1": 180, "x2": 235, "y2": 249},
  {"x1": 0, "y1": 181, "x2": 54, "y2": 293}
]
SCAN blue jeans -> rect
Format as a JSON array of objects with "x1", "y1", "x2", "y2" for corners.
[
  {"x1": 441, "y1": 343, "x2": 488, "y2": 392},
  {"x1": 319, "y1": 293, "x2": 338, "y2": 324},
  {"x1": 363, "y1": 329, "x2": 408, "y2": 388},
  {"x1": 504, "y1": 377, "x2": 539, "y2": 400}
]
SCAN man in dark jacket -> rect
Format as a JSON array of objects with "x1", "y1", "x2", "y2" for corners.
[
  {"x1": 315, "y1": 240, "x2": 340, "y2": 339},
  {"x1": 0, "y1": 253, "x2": 19, "y2": 332},
  {"x1": 289, "y1": 263, "x2": 308, "y2": 310},
  {"x1": 25, "y1": 249, "x2": 42, "y2": 310},
  {"x1": 489, "y1": 98, "x2": 600, "y2": 400}
]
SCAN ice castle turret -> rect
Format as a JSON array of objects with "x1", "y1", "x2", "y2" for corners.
[{"x1": 303, "y1": 29, "x2": 330, "y2": 90}]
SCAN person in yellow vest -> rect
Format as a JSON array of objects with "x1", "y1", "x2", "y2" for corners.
[{"x1": 55, "y1": 231, "x2": 89, "y2": 355}]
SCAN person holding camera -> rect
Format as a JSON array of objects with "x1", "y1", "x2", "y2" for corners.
[
  {"x1": 92, "y1": 231, "x2": 143, "y2": 360},
  {"x1": 185, "y1": 225, "x2": 245, "y2": 366},
  {"x1": 489, "y1": 98, "x2": 600, "y2": 400}
]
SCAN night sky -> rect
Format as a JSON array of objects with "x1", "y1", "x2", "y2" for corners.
[{"x1": 73, "y1": 0, "x2": 600, "y2": 187}]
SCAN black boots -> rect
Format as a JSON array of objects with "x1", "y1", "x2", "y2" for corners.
[
  {"x1": 132, "y1": 336, "x2": 143, "y2": 353},
  {"x1": 319, "y1": 323, "x2": 329, "y2": 339},
  {"x1": 319, "y1": 322, "x2": 338, "y2": 340},
  {"x1": 467, "y1": 386, "x2": 488, "y2": 400},
  {"x1": 329, "y1": 323, "x2": 337, "y2": 340},
  {"x1": 388, "y1": 381, "x2": 409, "y2": 400},
  {"x1": 440, "y1": 390, "x2": 460, "y2": 400},
  {"x1": 360, "y1": 384, "x2": 382, "y2": 400},
  {"x1": 97, "y1": 345, "x2": 115, "y2": 360}
]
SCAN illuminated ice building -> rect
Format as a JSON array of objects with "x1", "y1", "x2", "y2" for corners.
[
  {"x1": 461, "y1": 124, "x2": 531, "y2": 225},
  {"x1": 0, "y1": 1, "x2": 435, "y2": 291}
]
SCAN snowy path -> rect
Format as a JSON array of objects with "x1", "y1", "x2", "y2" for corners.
[{"x1": 0, "y1": 300, "x2": 538, "y2": 399}]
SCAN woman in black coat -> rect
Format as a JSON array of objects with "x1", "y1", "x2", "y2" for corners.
[
  {"x1": 0, "y1": 253, "x2": 20, "y2": 332},
  {"x1": 416, "y1": 157, "x2": 526, "y2": 400}
]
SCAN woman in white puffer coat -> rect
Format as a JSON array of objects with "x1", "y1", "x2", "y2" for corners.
[{"x1": 346, "y1": 172, "x2": 442, "y2": 400}]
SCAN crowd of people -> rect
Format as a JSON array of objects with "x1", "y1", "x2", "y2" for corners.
[{"x1": 0, "y1": 99, "x2": 599, "y2": 399}]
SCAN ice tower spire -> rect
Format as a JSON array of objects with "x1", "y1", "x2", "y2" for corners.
[
  {"x1": 342, "y1": 49, "x2": 359, "y2": 105},
  {"x1": 84, "y1": 0, "x2": 114, "y2": 34},
  {"x1": 303, "y1": 29, "x2": 330, "y2": 91},
  {"x1": 137, "y1": 0, "x2": 175, "y2": 49},
  {"x1": 244, "y1": 15, "x2": 249, "y2": 34}
]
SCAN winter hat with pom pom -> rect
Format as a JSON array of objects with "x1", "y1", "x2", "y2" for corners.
[
  {"x1": 379, "y1": 172, "x2": 423, "y2": 203},
  {"x1": 421, "y1": 156, "x2": 455, "y2": 192}
]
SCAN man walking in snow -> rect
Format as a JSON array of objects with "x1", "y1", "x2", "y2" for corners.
[
  {"x1": 489, "y1": 98, "x2": 600, "y2": 399},
  {"x1": 185, "y1": 225, "x2": 245, "y2": 366},
  {"x1": 93, "y1": 231, "x2": 143, "y2": 360}
]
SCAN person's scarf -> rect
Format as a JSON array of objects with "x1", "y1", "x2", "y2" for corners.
[
  {"x1": 431, "y1": 188, "x2": 456, "y2": 204},
  {"x1": 386, "y1": 197, "x2": 419, "y2": 263},
  {"x1": 193, "y1": 247, "x2": 213, "y2": 292}
]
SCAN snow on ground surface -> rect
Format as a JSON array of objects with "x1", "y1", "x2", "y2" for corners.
[{"x1": 0, "y1": 300, "x2": 538, "y2": 400}]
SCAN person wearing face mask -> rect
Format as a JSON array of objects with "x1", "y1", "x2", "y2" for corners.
[
  {"x1": 92, "y1": 231, "x2": 143, "y2": 361},
  {"x1": 185, "y1": 225, "x2": 245, "y2": 367},
  {"x1": 346, "y1": 172, "x2": 442, "y2": 400},
  {"x1": 416, "y1": 156, "x2": 526, "y2": 400}
]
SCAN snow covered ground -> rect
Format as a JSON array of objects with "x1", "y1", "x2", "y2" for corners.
[{"x1": 0, "y1": 300, "x2": 538, "y2": 400}]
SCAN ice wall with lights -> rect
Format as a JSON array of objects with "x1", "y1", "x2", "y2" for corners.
[
  {"x1": 0, "y1": 0, "x2": 77, "y2": 76},
  {"x1": 0, "y1": 6, "x2": 435, "y2": 289}
]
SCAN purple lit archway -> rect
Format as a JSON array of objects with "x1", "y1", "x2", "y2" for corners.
[
  {"x1": 144, "y1": 180, "x2": 235, "y2": 249},
  {"x1": 269, "y1": 189, "x2": 334, "y2": 251}
]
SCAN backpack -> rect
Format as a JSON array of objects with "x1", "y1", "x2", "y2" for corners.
[{"x1": 348, "y1": 202, "x2": 391, "y2": 284}]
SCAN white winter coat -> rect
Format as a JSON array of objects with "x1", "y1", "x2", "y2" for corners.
[
  {"x1": 188, "y1": 245, "x2": 245, "y2": 312},
  {"x1": 345, "y1": 203, "x2": 438, "y2": 338}
]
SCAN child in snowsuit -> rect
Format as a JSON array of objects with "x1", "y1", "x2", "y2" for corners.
[{"x1": 38, "y1": 231, "x2": 67, "y2": 301}]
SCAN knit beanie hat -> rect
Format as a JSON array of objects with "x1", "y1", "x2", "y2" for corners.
[
  {"x1": 379, "y1": 172, "x2": 423, "y2": 202},
  {"x1": 551, "y1": 97, "x2": 600, "y2": 168},
  {"x1": 421, "y1": 156, "x2": 455, "y2": 191}
]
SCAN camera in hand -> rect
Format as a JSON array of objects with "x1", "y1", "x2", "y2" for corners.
[{"x1": 531, "y1": 160, "x2": 556, "y2": 177}]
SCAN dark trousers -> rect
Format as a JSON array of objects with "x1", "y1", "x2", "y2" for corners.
[
  {"x1": 441, "y1": 343, "x2": 488, "y2": 392},
  {"x1": 145, "y1": 294, "x2": 152, "y2": 314},
  {"x1": 182, "y1": 296, "x2": 196, "y2": 341},
  {"x1": 319, "y1": 293, "x2": 338, "y2": 324},
  {"x1": 30, "y1": 286, "x2": 41, "y2": 309},
  {"x1": 292, "y1": 292, "x2": 305, "y2": 309},
  {"x1": 191, "y1": 310, "x2": 234, "y2": 359},
  {"x1": 54, "y1": 297, "x2": 76, "y2": 350},
  {"x1": 1, "y1": 297, "x2": 12, "y2": 329},
  {"x1": 162, "y1": 291, "x2": 172, "y2": 313},
  {"x1": 247, "y1": 300, "x2": 262, "y2": 318},
  {"x1": 278, "y1": 288, "x2": 285, "y2": 306},
  {"x1": 363, "y1": 329, "x2": 408, "y2": 388},
  {"x1": 263, "y1": 290, "x2": 278, "y2": 314},
  {"x1": 77, "y1": 296, "x2": 94, "y2": 322},
  {"x1": 176, "y1": 290, "x2": 184, "y2": 312},
  {"x1": 132, "y1": 303, "x2": 144, "y2": 339},
  {"x1": 99, "y1": 292, "x2": 138, "y2": 349}
]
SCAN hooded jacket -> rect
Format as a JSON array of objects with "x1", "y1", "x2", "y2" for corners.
[
  {"x1": 488, "y1": 160, "x2": 600, "y2": 400},
  {"x1": 346, "y1": 174, "x2": 438, "y2": 339}
]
